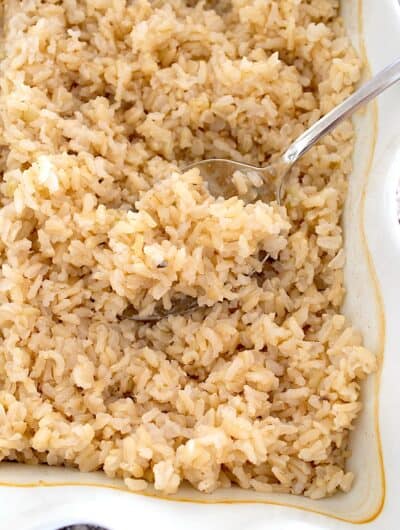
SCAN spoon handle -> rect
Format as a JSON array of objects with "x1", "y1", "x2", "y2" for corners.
[{"x1": 282, "y1": 56, "x2": 400, "y2": 166}]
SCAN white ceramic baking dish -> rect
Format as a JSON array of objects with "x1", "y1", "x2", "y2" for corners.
[{"x1": 1, "y1": 1, "x2": 400, "y2": 528}]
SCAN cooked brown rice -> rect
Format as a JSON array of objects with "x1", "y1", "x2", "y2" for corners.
[{"x1": 0, "y1": 0, "x2": 377, "y2": 499}]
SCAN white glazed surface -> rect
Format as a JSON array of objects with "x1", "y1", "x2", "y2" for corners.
[{"x1": 1, "y1": 1, "x2": 400, "y2": 528}]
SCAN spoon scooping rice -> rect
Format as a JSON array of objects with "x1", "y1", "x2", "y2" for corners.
[{"x1": 123, "y1": 56, "x2": 400, "y2": 322}]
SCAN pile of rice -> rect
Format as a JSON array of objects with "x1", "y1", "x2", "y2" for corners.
[{"x1": 0, "y1": 0, "x2": 377, "y2": 499}]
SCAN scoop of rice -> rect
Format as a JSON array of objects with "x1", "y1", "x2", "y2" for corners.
[
  {"x1": 0, "y1": 0, "x2": 376, "y2": 499},
  {"x1": 107, "y1": 169, "x2": 290, "y2": 312}
]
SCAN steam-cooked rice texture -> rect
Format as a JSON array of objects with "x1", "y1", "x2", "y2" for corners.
[{"x1": 0, "y1": 0, "x2": 376, "y2": 499}]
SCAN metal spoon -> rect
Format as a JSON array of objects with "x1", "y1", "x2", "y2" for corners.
[{"x1": 124, "y1": 56, "x2": 400, "y2": 322}]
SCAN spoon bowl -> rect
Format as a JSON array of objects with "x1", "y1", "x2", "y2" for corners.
[{"x1": 184, "y1": 158, "x2": 280, "y2": 204}]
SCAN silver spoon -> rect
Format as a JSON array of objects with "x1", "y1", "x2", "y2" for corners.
[{"x1": 124, "y1": 56, "x2": 400, "y2": 322}]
